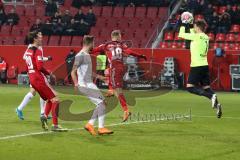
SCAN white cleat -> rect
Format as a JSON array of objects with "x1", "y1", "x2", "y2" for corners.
[
  {"x1": 211, "y1": 94, "x2": 218, "y2": 108},
  {"x1": 216, "y1": 104, "x2": 223, "y2": 119}
]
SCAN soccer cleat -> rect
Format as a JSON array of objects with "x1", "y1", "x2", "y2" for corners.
[
  {"x1": 51, "y1": 125, "x2": 68, "y2": 132},
  {"x1": 16, "y1": 108, "x2": 24, "y2": 120},
  {"x1": 40, "y1": 116, "x2": 48, "y2": 131},
  {"x1": 98, "y1": 128, "x2": 114, "y2": 135},
  {"x1": 211, "y1": 94, "x2": 218, "y2": 108},
  {"x1": 122, "y1": 110, "x2": 132, "y2": 122},
  {"x1": 84, "y1": 123, "x2": 96, "y2": 136},
  {"x1": 216, "y1": 104, "x2": 222, "y2": 119},
  {"x1": 40, "y1": 114, "x2": 52, "y2": 120}
]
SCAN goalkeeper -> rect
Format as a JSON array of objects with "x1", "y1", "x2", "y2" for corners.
[{"x1": 178, "y1": 16, "x2": 222, "y2": 118}]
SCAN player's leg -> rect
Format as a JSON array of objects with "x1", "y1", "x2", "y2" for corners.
[
  {"x1": 80, "y1": 83, "x2": 113, "y2": 135},
  {"x1": 16, "y1": 88, "x2": 36, "y2": 120},
  {"x1": 39, "y1": 97, "x2": 45, "y2": 116}
]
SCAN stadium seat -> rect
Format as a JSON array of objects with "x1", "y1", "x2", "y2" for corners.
[
  {"x1": 22, "y1": 26, "x2": 30, "y2": 36},
  {"x1": 92, "y1": 6, "x2": 102, "y2": 16},
  {"x1": 170, "y1": 42, "x2": 178, "y2": 49},
  {"x1": 213, "y1": 42, "x2": 220, "y2": 49},
  {"x1": 64, "y1": 0, "x2": 72, "y2": 7},
  {"x1": 141, "y1": 18, "x2": 153, "y2": 29},
  {"x1": 69, "y1": 7, "x2": 78, "y2": 15},
  {"x1": 7, "y1": 65, "x2": 18, "y2": 79},
  {"x1": 215, "y1": 33, "x2": 225, "y2": 42},
  {"x1": 180, "y1": 42, "x2": 186, "y2": 49},
  {"x1": 129, "y1": 19, "x2": 141, "y2": 28},
  {"x1": 207, "y1": 33, "x2": 215, "y2": 42},
  {"x1": 157, "y1": 8, "x2": 167, "y2": 18},
  {"x1": 124, "y1": 7, "x2": 135, "y2": 18},
  {"x1": 230, "y1": 25, "x2": 240, "y2": 33},
  {"x1": 223, "y1": 43, "x2": 230, "y2": 50},
  {"x1": 95, "y1": 18, "x2": 107, "y2": 28},
  {"x1": 102, "y1": 6, "x2": 113, "y2": 17},
  {"x1": 112, "y1": 7, "x2": 124, "y2": 18},
  {"x1": 15, "y1": 36, "x2": 25, "y2": 45},
  {"x1": 60, "y1": 36, "x2": 72, "y2": 46},
  {"x1": 194, "y1": 14, "x2": 204, "y2": 21},
  {"x1": 99, "y1": 28, "x2": 112, "y2": 40},
  {"x1": 174, "y1": 32, "x2": 184, "y2": 41},
  {"x1": 134, "y1": 29, "x2": 146, "y2": 39},
  {"x1": 164, "y1": 32, "x2": 174, "y2": 41},
  {"x1": 122, "y1": 29, "x2": 134, "y2": 40},
  {"x1": 219, "y1": 6, "x2": 227, "y2": 14},
  {"x1": 15, "y1": 6, "x2": 25, "y2": 16},
  {"x1": 233, "y1": 43, "x2": 240, "y2": 50},
  {"x1": 146, "y1": 7, "x2": 158, "y2": 18},
  {"x1": 159, "y1": 42, "x2": 168, "y2": 48},
  {"x1": 106, "y1": 17, "x2": 118, "y2": 29},
  {"x1": 90, "y1": 28, "x2": 100, "y2": 37},
  {"x1": 11, "y1": 26, "x2": 22, "y2": 36},
  {"x1": 25, "y1": 6, "x2": 35, "y2": 16},
  {"x1": 135, "y1": 7, "x2": 146, "y2": 18},
  {"x1": 48, "y1": 36, "x2": 60, "y2": 46},
  {"x1": 2, "y1": 36, "x2": 14, "y2": 45},
  {"x1": 71, "y1": 36, "x2": 83, "y2": 46},
  {"x1": 42, "y1": 36, "x2": 49, "y2": 46},
  {"x1": 4, "y1": 5, "x2": 14, "y2": 14},
  {"x1": 36, "y1": 7, "x2": 45, "y2": 17},
  {"x1": 0, "y1": 26, "x2": 11, "y2": 36},
  {"x1": 225, "y1": 33, "x2": 236, "y2": 42},
  {"x1": 117, "y1": 18, "x2": 129, "y2": 30}
]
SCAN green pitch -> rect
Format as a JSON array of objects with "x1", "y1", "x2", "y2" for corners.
[{"x1": 0, "y1": 85, "x2": 239, "y2": 160}]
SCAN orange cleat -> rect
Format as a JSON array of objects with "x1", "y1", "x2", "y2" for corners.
[
  {"x1": 98, "y1": 128, "x2": 114, "y2": 135},
  {"x1": 84, "y1": 123, "x2": 96, "y2": 136},
  {"x1": 122, "y1": 110, "x2": 132, "y2": 122}
]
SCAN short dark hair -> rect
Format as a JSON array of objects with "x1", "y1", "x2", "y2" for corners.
[
  {"x1": 111, "y1": 30, "x2": 121, "y2": 37},
  {"x1": 194, "y1": 20, "x2": 207, "y2": 32},
  {"x1": 27, "y1": 30, "x2": 41, "y2": 44},
  {"x1": 82, "y1": 35, "x2": 94, "y2": 45}
]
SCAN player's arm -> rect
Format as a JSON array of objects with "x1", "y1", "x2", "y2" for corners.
[
  {"x1": 71, "y1": 54, "x2": 82, "y2": 87},
  {"x1": 91, "y1": 44, "x2": 105, "y2": 56},
  {"x1": 124, "y1": 48, "x2": 147, "y2": 60},
  {"x1": 92, "y1": 72, "x2": 106, "y2": 81},
  {"x1": 178, "y1": 26, "x2": 196, "y2": 40},
  {"x1": 35, "y1": 50, "x2": 51, "y2": 75}
]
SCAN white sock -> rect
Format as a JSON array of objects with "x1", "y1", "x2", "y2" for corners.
[
  {"x1": 17, "y1": 92, "x2": 34, "y2": 111},
  {"x1": 39, "y1": 98, "x2": 45, "y2": 115},
  {"x1": 88, "y1": 107, "x2": 98, "y2": 126},
  {"x1": 97, "y1": 102, "x2": 106, "y2": 129}
]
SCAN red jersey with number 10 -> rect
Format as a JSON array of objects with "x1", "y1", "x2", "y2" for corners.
[{"x1": 92, "y1": 41, "x2": 141, "y2": 68}]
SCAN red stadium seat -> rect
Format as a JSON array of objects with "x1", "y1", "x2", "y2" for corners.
[
  {"x1": 48, "y1": 36, "x2": 60, "y2": 46},
  {"x1": 7, "y1": 65, "x2": 18, "y2": 79},
  {"x1": 159, "y1": 42, "x2": 168, "y2": 48},
  {"x1": 4, "y1": 5, "x2": 14, "y2": 14},
  {"x1": 124, "y1": 7, "x2": 135, "y2": 18},
  {"x1": 25, "y1": 6, "x2": 35, "y2": 16},
  {"x1": 22, "y1": 26, "x2": 30, "y2": 36},
  {"x1": 64, "y1": 0, "x2": 72, "y2": 7},
  {"x1": 71, "y1": 36, "x2": 83, "y2": 46},
  {"x1": 215, "y1": 33, "x2": 225, "y2": 42},
  {"x1": 131, "y1": 39, "x2": 141, "y2": 48},
  {"x1": 36, "y1": 7, "x2": 45, "y2": 17},
  {"x1": 122, "y1": 29, "x2": 134, "y2": 40},
  {"x1": 11, "y1": 26, "x2": 22, "y2": 36},
  {"x1": 112, "y1": 7, "x2": 124, "y2": 18},
  {"x1": 95, "y1": 18, "x2": 107, "y2": 28},
  {"x1": 102, "y1": 6, "x2": 113, "y2": 17},
  {"x1": 230, "y1": 25, "x2": 240, "y2": 33},
  {"x1": 15, "y1": 6, "x2": 25, "y2": 16},
  {"x1": 164, "y1": 32, "x2": 174, "y2": 41},
  {"x1": 42, "y1": 36, "x2": 49, "y2": 46},
  {"x1": 129, "y1": 19, "x2": 141, "y2": 28},
  {"x1": 60, "y1": 36, "x2": 72, "y2": 46},
  {"x1": 223, "y1": 43, "x2": 230, "y2": 50},
  {"x1": 180, "y1": 42, "x2": 186, "y2": 49},
  {"x1": 69, "y1": 7, "x2": 78, "y2": 15},
  {"x1": 134, "y1": 29, "x2": 146, "y2": 39},
  {"x1": 140, "y1": 18, "x2": 153, "y2": 28},
  {"x1": 194, "y1": 14, "x2": 204, "y2": 21},
  {"x1": 15, "y1": 36, "x2": 25, "y2": 45},
  {"x1": 106, "y1": 17, "x2": 118, "y2": 29},
  {"x1": 117, "y1": 18, "x2": 129, "y2": 30},
  {"x1": 0, "y1": 25, "x2": 11, "y2": 36},
  {"x1": 92, "y1": 6, "x2": 102, "y2": 16},
  {"x1": 99, "y1": 28, "x2": 112, "y2": 40},
  {"x1": 225, "y1": 33, "x2": 236, "y2": 42},
  {"x1": 174, "y1": 32, "x2": 184, "y2": 41},
  {"x1": 135, "y1": 7, "x2": 146, "y2": 18},
  {"x1": 233, "y1": 43, "x2": 240, "y2": 50},
  {"x1": 146, "y1": 7, "x2": 158, "y2": 18},
  {"x1": 157, "y1": 8, "x2": 167, "y2": 18},
  {"x1": 90, "y1": 27, "x2": 100, "y2": 37},
  {"x1": 2, "y1": 36, "x2": 14, "y2": 45},
  {"x1": 213, "y1": 43, "x2": 220, "y2": 49},
  {"x1": 219, "y1": 6, "x2": 227, "y2": 14},
  {"x1": 170, "y1": 42, "x2": 178, "y2": 49},
  {"x1": 207, "y1": 33, "x2": 215, "y2": 41}
]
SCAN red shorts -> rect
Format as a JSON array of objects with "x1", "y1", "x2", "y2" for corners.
[
  {"x1": 110, "y1": 67, "x2": 124, "y2": 89},
  {"x1": 29, "y1": 73, "x2": 56, "y2": 101}
]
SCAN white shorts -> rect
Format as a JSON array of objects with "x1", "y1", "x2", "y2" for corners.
[{"x1": 78, "y1": 82, "x2": 104, "y2": 106}]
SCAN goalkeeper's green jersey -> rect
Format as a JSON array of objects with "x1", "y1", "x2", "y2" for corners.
[{"x1": 178, "y1": 26, "x2": 209, "y2": 67}]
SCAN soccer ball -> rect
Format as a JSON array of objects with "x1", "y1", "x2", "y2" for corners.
[{"x1": 181, "y1": 11, "x2": 193, "y2": 24}]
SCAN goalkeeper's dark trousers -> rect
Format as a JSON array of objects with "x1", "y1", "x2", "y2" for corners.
[{"x1": 187, "y1": 87, "x2": 215, "y2": 100}]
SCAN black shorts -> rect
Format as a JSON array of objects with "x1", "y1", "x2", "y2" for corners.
[{"x1": 188, "y1": 66, "x2": 210, "y2": 86}]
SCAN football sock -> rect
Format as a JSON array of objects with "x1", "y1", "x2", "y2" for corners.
[
  {"x1": 187, "y1": 87, "x2": 212, "y2": 99},
  {"x1": 118, "y1": 94, "x2": 128, "y2": 111},
  {"x1": 39, "y1": 98, "x2": 45, "y2": 115},
  {"x1": 51, "y1": 102, "x2": 59, "y2": 126},
  {"x1": 44, "y1": 101, "x2": 52, "y2": 118},
  {"x1": 97, "y1": 102, "x2": 106, "y2": 128},
  {"x1": 17, "y1": 92, "x2": 34, "y2": 111},
  {"x1": 88, "y1": 106, "x2": 98, "y2": 126}
]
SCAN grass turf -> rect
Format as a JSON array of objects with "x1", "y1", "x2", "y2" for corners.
[{"x1": 0, "y1": 84, "x2": 239, "y2": 160}]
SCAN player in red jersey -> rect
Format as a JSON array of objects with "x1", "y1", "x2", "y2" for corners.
[
  {"x1": 24, "y1": 30, "x2": 67, "y2": 132},
  {"x1": 92, "y1": 30, "x2": 147, "y2": 122}
]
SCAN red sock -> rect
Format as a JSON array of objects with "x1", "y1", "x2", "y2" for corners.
[
  {"x1": 44, "y1": 101, "x2": 52, "y2": 118},
  {"x1": 118, "y1": 94, "x2": 128, "y2": 111},
  {"x1": 51, "y1": 102, "x2": 59, "y2": 126}
]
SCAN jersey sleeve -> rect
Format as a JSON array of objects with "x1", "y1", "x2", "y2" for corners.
[
  {"x1": 35, "y1": 49, "x2": 50, "y2": 75},
  {"x1": 178, "y1": 26, "x2": 196, "y2": 41},
  {"x1": 123, "y1": 48, "x2": 141, "y2": 57},
  {"x1": 73, "y1": 54, "x2": 84, "y2": 67},
  {"x1": 92, "y1": 44, "x2": 105, "y2": 55}
]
